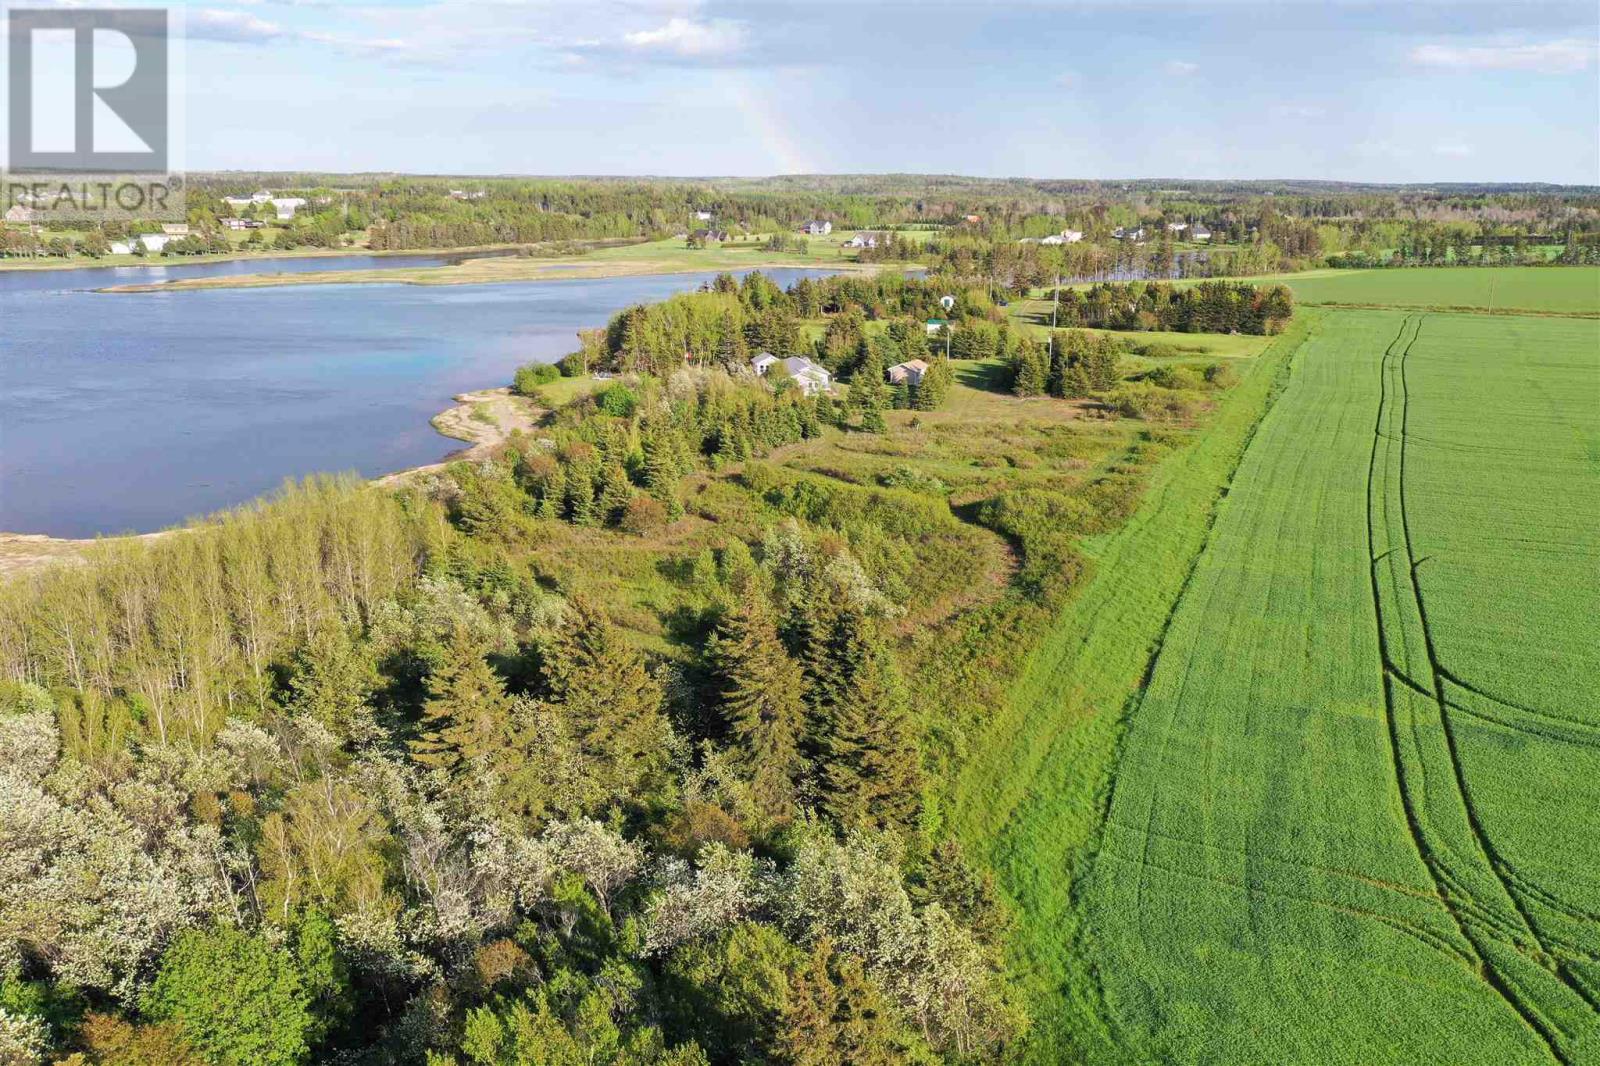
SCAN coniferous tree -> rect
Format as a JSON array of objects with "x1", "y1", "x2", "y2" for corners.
[
  {"x1": 540, "y1": 598, "x2": 673, "y2": 809},
  {"x1": 814, "y1": 609, "x2": 922, "y2": 832},
  {"x1": 912, "y1": 358, "x2": 952, "y2": 411},
  {"x1": 409, "y1": 627, "x2": 511, "y2": 775},
  {"x1": 709, "y1": 586, "x2": 808, "y2": 822}
]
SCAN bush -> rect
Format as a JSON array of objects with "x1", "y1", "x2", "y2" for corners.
[
  {"x1": 596, "y1": 383, "x2": 640, "y2": 418},
  {"x1": 1146, "y1": 365, "x2": 1203, "y2": 391},
  {"x1": 142, "y1": 927, "x2": 315, "y2": 1066},
  {"x1": 620, "y1": 495, "x2": 669, "y2": 535},
  {"x1": 512, "y1": 362, "x2": 561, "y2": 396},
  {"x1": 1203, "y1": 362, "x2": 1239, "y2": 389}
]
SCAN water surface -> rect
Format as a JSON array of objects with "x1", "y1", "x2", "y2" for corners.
[{"x1": 1, "y1": 265, "x2": 834, "y2": 536}]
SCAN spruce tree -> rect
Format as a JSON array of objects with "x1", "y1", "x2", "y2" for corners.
[
  {"x1": 709, "y1": 586, "x2": 807, "y2": 822},
  {"x1": 912, "y1": 359, "x2": 952, "y2": 411},
  {"x1": 814, "y1": 609, "x2": 922, "y2": 832},
  {"x1": 409, "y1": 627, "x2": 510, "y2": 776},
  {"x1": 541, "y1": 598, "x2": 671, "y2": 809}
]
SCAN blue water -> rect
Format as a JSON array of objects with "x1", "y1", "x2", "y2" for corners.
[{"x1": 0, "y1": 263, "x2": 837, "y2": 536}]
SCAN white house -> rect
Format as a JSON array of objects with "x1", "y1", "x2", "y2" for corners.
[
  {"x1": 887, "y1": 359, "x2": 929, "y2": 386},
  {"x1": 751, "y1": 353, "x2": 832, "y2": 396},
  {"x1": 801, "y1": 219, "x2": 832, "y2": 236},
  {"x1": 1167, "y1": 222, "x2": 1188, "y2": 233},
  {"x1": 222, "y1": 196, "x2": 254, "y2": 209},
  {"x1": 109, "y1": 241, "x2": 132, "y2": 255},
  {"x1": 924, "y1": 318, "x2": 949, "y2": 335},
  {"x1": 272, "y1": 197, "x2": 307, "y2": 220},
  {"x1": 138, "y1": 233, "x2": 170, "y2": 253},
  {"x1": 844, "y1": 232, "x2": 881, "y2": 248},
  {"x1": 161, "y1": 223, "x2": 189, "y2": 236},
  {"x1": 694, "y1": 210, "x2": 714, "y2": 221},
  {"x1": 1061, "y1": 229, "x2": 1084, "y2": 243},
  {"x1": 1190, "y1": 224, "x2": 1212, "y2": 241}
]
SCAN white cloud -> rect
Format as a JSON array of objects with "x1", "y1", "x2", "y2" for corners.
[
  {"x1": 621, "y1": 17, "x2": 747, "y2": 59},
  {"x1": 1408, "y1": 38, "x2": 1595, "y2": 72},
  {"x1": 188, "y1": 8, "x2": 287, "y2": 44},
  {"x1": 1164, "y1": 60, "x2": 1199, "y2": 76}
]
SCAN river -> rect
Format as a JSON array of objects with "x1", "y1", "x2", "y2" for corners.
[{"x1": 0, "y1": 259, "x2": 838, "y2": 537}]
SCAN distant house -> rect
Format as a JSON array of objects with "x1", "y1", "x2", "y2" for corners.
[
  {"x1": 1167, "y1": 222, "x2": 1188, "y2": 233},
  {"x1": 222, "y1": 196, "x2": 254, "y2": 209},
  {"x1": 109, "y1": 241, "x2": 132, "y2": 255},
  {"x1": 448, "y1": 189, "x2": 487, "y2": 200},
  {"x1": 1061, "y1": 229, "x2": 1084, "y2": 243},
  {"x1": 801, "y1": 220, "x2": 832, "y2": 236},
  {"x1": 887, "y1": 359, "x2": 929, "y2": 386},
  {"x1": 844, "y1": 232, "x2": 881, "y2": 248},
  {"x1": 222, "y1": 217, "x2": 264, "y2": 230},
  {"x1": 694, "y1": 210, "x2": 714, "y2": 221},
  {"x1": 1112, "y1": 226, "x2": 1146, "y2": 242},
  {"x1": 1190, "y1": 224, "x2": 1212, "y2": 241},
  {"x1": 4, "y1": 205, "x2": 33, "y2": 223},
  {"x1": 924, "y1": 318, "x2": 948, "y2": 335},
  {"x1": 137, "y1": 233, "x2": 170, "y2": 253},
  {"x1": 271, "y1": 197, "x2": 307, "y2": 221},
  {"x1": 161, "y1": 223, "x2": 190, "y2": 236},
  {"x1": 1039, "y1": 234, "x2": 1065, "y2": 246},
  {"x1": 751, "y1": 353, "x2": 832, "y2": 396},
  {"x1": 250, "y1": 190, "x2": 273, "y2": 203}
]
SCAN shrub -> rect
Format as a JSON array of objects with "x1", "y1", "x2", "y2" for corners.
[
  {"x1": 512, "y1": 362, "x2": 561, "y2": 396},
  {"x1": 1146, "y1": 365, "x2": 1203, "y2": 391},
  {"x1": 621, "y1": 495, "x2": 669, "y2": 535},
  {"x1": 596, "y1": 383, "x2": 640, "y2": 418},
  {"x1": 142, "y1": 927, "x2": 314, "y2": 1066},
  {"x1": 1203, "y1": 362, "x2": 1239, "y2": 389}
]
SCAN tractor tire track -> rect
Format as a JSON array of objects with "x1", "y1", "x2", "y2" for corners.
[
  {"x1": 1394, "y1": 317, "x2": 1600, "y2": 1024},
  {"x1": 1365, "y1": 314, "x2": 1571, "y2": 1063}
]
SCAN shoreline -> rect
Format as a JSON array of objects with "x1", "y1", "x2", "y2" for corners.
[
  {"x1": 94, "y1": 252, "x2": 892, "y2": 293},
  {"x1": 1, "y1": 386, "x2": 551, "y2": 577}
]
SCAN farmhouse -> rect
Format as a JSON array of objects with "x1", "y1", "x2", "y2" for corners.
[
  {"x1": 801, "y1": 220, "x2": 832, "y2": 236},
  {"x1": 844, "y1": 232, "x2": 882, "y2": 248},
  {"x1": 887, "y1": 359, "x2": 929, "y2": 386},
  {"x1": 751, "y1": 353, "x2": 832, "y2": 396},
  {"x1": 222, "y1": 218, "x2": 265, "y2": 230},
  {"x1": 1191, "y1": 224, "x2": 1212, "y2": 241},
  {"x1": 272, "y1": 197, "x2": 307, "y2": 220},
  {"x1": 137, "y1": 233, "x2": 170, "y2": 253}
]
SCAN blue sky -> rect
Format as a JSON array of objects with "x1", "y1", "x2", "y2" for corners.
[{"x1": 74, "y1": 0, "x2": 1600, "y2": 181}]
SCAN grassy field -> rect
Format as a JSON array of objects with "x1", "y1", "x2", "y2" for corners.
[
  {"x1": 945, "y1": 264, "x2": 1600, "y2": 1063},
  {"x1": 1072, "y1": 309, "x2": 1600, "y2": 1063},
  {"x1": 1245, "y1": 266, "x2": 1600, "y2": 315}
]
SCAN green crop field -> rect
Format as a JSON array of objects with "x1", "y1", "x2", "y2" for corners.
[
  {"x1": 1080, "y1": 309, "x2": 1600, "y2": 1063},
  {"x1": 1264, "y1": 266, "x2": 1600, "y2": 315}
]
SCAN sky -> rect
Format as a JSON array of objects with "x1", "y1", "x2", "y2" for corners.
[{"x1": 11, "y1": 0, "x2": 1600, "y2": 183}]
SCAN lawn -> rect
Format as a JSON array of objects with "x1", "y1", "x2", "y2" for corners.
[{"x1": 1080, "y1": 309, "x2": 1600, "y2": 1063}]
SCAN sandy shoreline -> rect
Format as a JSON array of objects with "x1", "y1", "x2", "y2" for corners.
[{"x1": 0, "y1": 387, "x2": 547, "y2": 579}]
